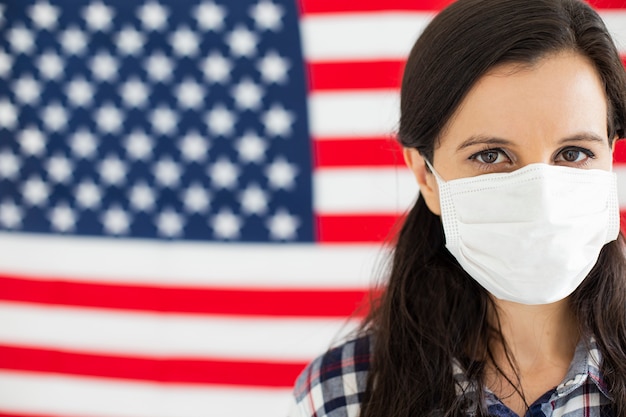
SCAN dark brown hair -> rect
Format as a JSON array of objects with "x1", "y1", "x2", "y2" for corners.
[{"x1": 360, "y1": 0, "x2": 626, "y2": 416}]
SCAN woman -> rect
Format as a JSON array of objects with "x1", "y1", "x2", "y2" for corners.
[{"x1": 289, "y1": 0, "x2": 626, "y2": 416}]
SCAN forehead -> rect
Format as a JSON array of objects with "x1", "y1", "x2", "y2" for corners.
[{"x1": 437, "y1": 51, "x2": 608, "y2": 148}]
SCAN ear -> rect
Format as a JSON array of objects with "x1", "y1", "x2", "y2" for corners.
[{"x1": 403, "y1": 148, "x2": 441, "y2": 215}]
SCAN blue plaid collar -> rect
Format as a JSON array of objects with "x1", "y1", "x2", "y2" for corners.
[
  {"x1": 453, "y1": 337, "x2": 611, "y2": 411},
  {"x1": 553, "y1": 337, "x2": 609, "y2": 400}
]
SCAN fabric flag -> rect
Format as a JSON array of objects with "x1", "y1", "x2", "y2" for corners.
[{"x1": 0, "y1": 1, "x2": 625, "y2": 417}]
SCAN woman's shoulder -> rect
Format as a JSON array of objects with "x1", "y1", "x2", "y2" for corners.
[{"x1": 288, "y1": 333, "x2": 372, "y2": 417}]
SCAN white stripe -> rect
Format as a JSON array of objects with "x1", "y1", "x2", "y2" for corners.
[
  {"x1": 599, "y1": 11, "x2": 626, "y2": 51},
  {"x1": 309, "y1": 90, "x2": 399, "y2": 138},
  {"x1": 0, "y1": 302, "x2": 357, "y2": 361},
  {"x1": 301, "y1": 12, "x2": 433, "y2": 61},
  {"x1": 314, "y1": 168, "x2": 626, "y2": 214},
  {"x1": 0, "y1": 232, "x2": 385, "y2": 288},
  {"x1": 0, "y1": 370, "x2": 291, "y2": 417},
  {"x1": 314, "y1": 168, "x2": 417, "y2": 214},
  {"x1": 302, "y1": 12, "x2": 626, "y2": 61}
]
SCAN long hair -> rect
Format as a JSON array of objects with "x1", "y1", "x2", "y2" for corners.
[{"x1": 360, "y1": 0, "x2": 626, "y2": 416}]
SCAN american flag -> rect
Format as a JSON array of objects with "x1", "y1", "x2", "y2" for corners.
[{"x1": 0, "y1": 1, "x2": 626, "y2": 416}]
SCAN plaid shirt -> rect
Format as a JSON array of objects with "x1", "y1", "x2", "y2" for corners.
[{"x1": 288, "y1": 334, "x2": 613, "y2": 417}]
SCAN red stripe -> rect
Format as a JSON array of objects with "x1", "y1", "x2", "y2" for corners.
[
  {"x1": 317, "y1": 212, "x2": 626, "y2": 243},
  {"x1": 299, "y1": 0, "x2": 624, "y2": 14},
  {"x1": 313, "y1": 124, "x2": 626, "y2": 169},
  {"x1": 307, "y1": 60, "x2": 405, "y2": 91},
  {"x1": 0, "y1": 344, "x2": 305, "y2": 387},
  {"x1": 299, "y1": 0, "x2": 454, "y2": 14},
  {"x1": 614, "y1": 140, "x2": 626, "y2": 164},
  {"x1": 313, "y1": 137, "x2": 403, "y2": 167},
  {"x1": 0, "y1": 413, "x2": 71, "y2": 417},
  {"x1": 316, "y1": 214, "x2": 403, "y2": 243},
  {"x1": 0, "y1": 274, "x2": 370, "y2": 318},
  {"x1": 587, "y1": 0, "x2": 626, "y2": 8}
]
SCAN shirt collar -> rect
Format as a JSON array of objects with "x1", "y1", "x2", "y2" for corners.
[
  {"x1": 555, "y1": 337, "x2": 610, "y2": 400},
  {"x1": 452, "y1": 337, "x2": 611, "y2": 402}
]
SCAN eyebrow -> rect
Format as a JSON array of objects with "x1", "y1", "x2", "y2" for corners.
[
  {"x1": 456, "y1": 132, "x2": 607, "y2": 152},
  {"x1": 456, "y1": 135, "x2": 513, "y2": 152},
  {"x1": 557, "y1": 132, "x2": 607, "y2": 145}
]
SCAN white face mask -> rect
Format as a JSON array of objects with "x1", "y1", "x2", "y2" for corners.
[{"x1": 427, "y1": 161, "x2": 620, "y2": 305}]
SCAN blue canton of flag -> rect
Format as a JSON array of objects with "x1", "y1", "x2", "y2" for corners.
[{"x1": 0, "y1": 0, "x2": 314, "y2": 242}]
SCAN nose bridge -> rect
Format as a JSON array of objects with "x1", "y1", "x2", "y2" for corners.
[
  {"x1": 535, "y1": 165, "x2": 561, "y2": 220},
  {"x1": 518, "y1": 141, "x2": 553, "y2": 166}
]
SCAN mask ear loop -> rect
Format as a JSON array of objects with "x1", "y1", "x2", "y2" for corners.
[{"x1": 423, "y1": 158, "x2": 446, "y2": 184}]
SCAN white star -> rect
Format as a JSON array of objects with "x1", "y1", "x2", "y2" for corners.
[
  {"x1": 116, "y1": 26, "x2": 145, "y2": 56},
  {"x1": 37, "y1": 51, "x2": 64, "y2": 80},
  {"x1": 145, "y1": 52, "x2": 173, "y2": 82},
  {"x1": 226, "y1": 25, "x2": 258, "y2": 58},
  {"x1": 265, "y1": 157, "x2": 297, "y2": 189},
  {"x1": 129, "y1": 182, "x2": 156, "y2": 211},
  {"x1": 250, "y1": 0, "x2": 283, "y2": 31},
  {"x1": 70, "y1": 129, "x2": 98, "y2": 158},
  {"x1": 209, "y1": 157, "x2": 239, "y2": 189},
  {"x1": 156, "y1": 209, "x2": 183, "y2": 237},
  {"x1": 49, "y1": 203, "x2": 76, "y2": 232},
  {"x1": 29, "y1": 1, "x2": 59, "y2": 30},
  {"x1": 101, "y1": 206, "x2": 130, "y2": 235},
  {"x1": 180, "y1": 132, "x2": 208, "y2": 162},
  {"x1": 60, "y1": 27, "x2": 88, "y2": 55},
  {"x1": 153, "y1": 157, "x2": 180, "y2": 187},
  {"x1": 195, "y1": 1, "x2": 226, "y2": 31},
  {"x1": 258, "y1": 51, "x2": 290, "y2": 84},
  {"x1": 14, "y1": 75, "x2": 41, "y2": 105},
  {"x1": 0, "y1": 100, "x2": 17, "y2": 129},
  {"x1": 139, "y1": 1, "x2": 169, "y2": 31},
  {"x1": 175, "y1": 79, "x2": 205, "y2": 109},
  {"x1": 267, "y1": 209, "x2": 299, "y2": 240},
  {"x1": 8, "y1": 25, "x2": 35, "y2": 54},
  {"x1": 170, "y1": 26, "x2": 199, "y2": 57},
  {"x1": 205, "y1": 105, "x2": 236, "y2": 136},
  {"x1": 150, "y1": 106, "x2": 178, "y2": 135},
  {"x1": 125, "y1": 131, "x2": 153, "y2": 160},
  {"x1": 0, "y1": 150, "x2": 19, "y2": 179},
  {"x1": 66, "y1": 77, "x2": 94, "y2": 107},
  {"x1": 235, "y1": 131, "x2": 267, "y2": 163},
  {"x1": 83, "y1": 1, "x2": 114, "y2": 31},
  {"x1": 95, "y1": 104, "x2": 124, "y2": 134},
  {"x1": 232, "y1": 78, "x2": 264, "y2": 110},
  {"x1": 75, "y1": 180, "x2": 102, "y2": 209},
  {"x1": 0, "y1": 201, "x2": 22, "y2": 229},
  {"x1": 239, "y1": 184, "x2": 268, "y2": 215},
  {"x1": 98, "y1": 154, "x2": 127, "y2": 185},
  {"x1": 21, "y1": 176, "x2": 49, "y2": 206},
  {"x1": 0, "y1": 49, "x2": 13, "y2": 78},
  {"x1": 19, "y1": 127, "x2": 46, "y2": 156},
  {"x1": 46, "y1": 154, "x2": 72, "y2": 183},
  {"x1": 210, "y1": 209, "x2": 242, "y2": 240},
  {"x1": 201, "y1": 52, "x2": 232, "y2": 84},
  {"x1": 42, "y1": 103, "x2": 68, "y2": 132},
  {"x1": 262, "y1": 104, "x2": 294, "y2": 137},
  {"x1": 120, "y1": 78, "x2": 149, "y2": 108},
  {"x1": 183, "y1": 183, "x2": 210, "y2": 213},
  {"x1": 90, "y1": 51, "x2": 118, "y2": 82}
]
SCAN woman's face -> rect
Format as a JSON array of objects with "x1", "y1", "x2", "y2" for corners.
[{"x1": 404, "y1": 51, "x2": 614, "y2": 215}]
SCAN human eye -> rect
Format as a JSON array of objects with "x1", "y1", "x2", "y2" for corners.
[
  {"x1": 468, "y1": 148, "x2": 510, "y2": 165},
  {"x1": 555, "y1": 146, "x2": 595, "y2": 166}
]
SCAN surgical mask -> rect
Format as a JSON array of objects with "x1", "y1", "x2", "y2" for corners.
[{"x1": 426, "y1": 161, "x2": 620, "y2": 305}]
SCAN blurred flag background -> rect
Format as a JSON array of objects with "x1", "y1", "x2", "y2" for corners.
[{"x1": 0, "y1": 1, "x2": 625, "y2": 416}]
